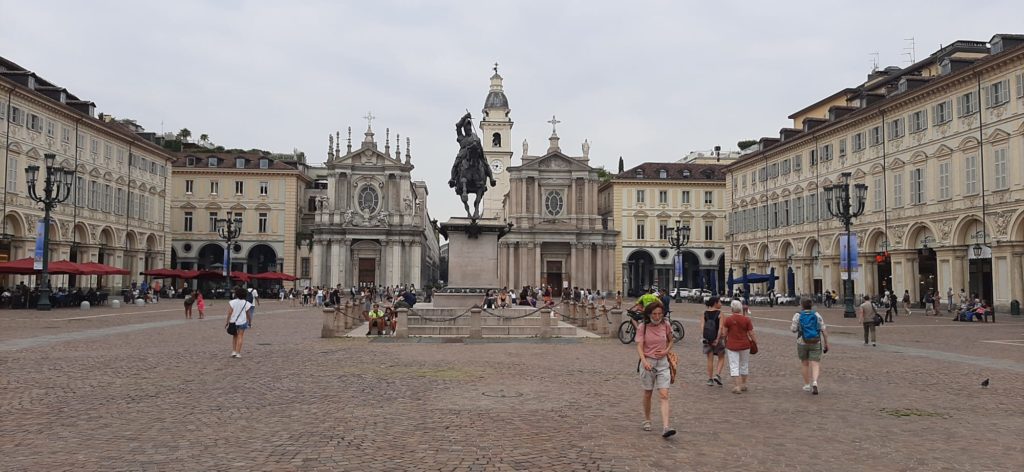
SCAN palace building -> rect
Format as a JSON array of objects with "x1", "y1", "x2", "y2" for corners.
[
  {"x1": 1, "y1": 56, "x2": 174, "y2": 289},
  {"x1": 724, "y1": 34, "x2": 1024, "y2": 310},
  {"x1": 599, "y1": 162, "x2": 728, "y2": 297}
]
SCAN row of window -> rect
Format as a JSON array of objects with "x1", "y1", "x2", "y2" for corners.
[
  {"x1": 635, "y1": 220, "x2": 715, "y2": 241},
  {"x1": 633, "y1": 189, "x2": 714, "y2": 206},
  {"x1": 634, "y1": 168, "x2": 698, "y2": 179},
  {"x1": 184, "y1": 179, "x2": 270, "y2": 196},
  {"x1": 2, "y1": 102, "x2": 166, "y2": 177},
  {"x1": 732, "y1": 149, "x2": 1014, "y2": 234},
  {"x1": 182, "y1": 211, "x2": 270, "y2": 233},
  {"x1": 738, "y1": 73, "x2": 1024, "y2": 194},
  {"x1": 184, "y1": 156, "x2": 271, "y2": 169}
]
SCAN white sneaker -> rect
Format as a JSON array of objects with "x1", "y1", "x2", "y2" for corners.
[
  {"x1": 802, "y1": 384, "x2": 812, "y2": 392},
  {"x1": 234, "y1": 353, "x2": 241, "y2": 358},
  {"x1": 230, "y1": 352, "x2": 239, "y2": 358}
]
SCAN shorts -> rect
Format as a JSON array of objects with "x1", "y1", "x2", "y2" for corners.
[
  {"x1": 235, "y1": 322, "x2": 249, "y2": 331},
  {"x1": 797, "y1": 342, "x2": 822, "y2": 361},
  {"x1": 702, "y1": 340, "x2": 726, "y2": 355},
  {"x1": 640, "y1": 357, "x2": 671, "y2": 390}
]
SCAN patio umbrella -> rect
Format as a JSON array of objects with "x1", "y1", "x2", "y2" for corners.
[
  {"x1": 727, "y1": 268, "x2": 735, "y2": 295},
  {"x1": 78, "y1": 262, "x2": 129, "y2": 276},
  {"x1": 178, "y1": 270, "x2": 224, "y2": 279},
  {"x1": 249, "y1": 271, "x2": 298, "y2": 281},
  {"x1": 0, "y1": 258, "x2": 84, "y2": 275},
  {"x1": 768, "y1": 267, "x2": 777, "y2": 292},
  {"x1": 230, "y1": 271, "x2": 251, "y2": 283},
  {"x1": 787, "y1": 267, "x2": 796, "y2": 298},
  {"x1": 142, "y1": 268, "x2": 183, "y2": 278}
]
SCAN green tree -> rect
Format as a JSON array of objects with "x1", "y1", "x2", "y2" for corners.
[
  {"x1": 737, "y1": 139, "x2": 757, "y2": 151},
  {"x1": 617, "y1": 156, "x2": 624, "y2": 174},
  {"x1": 199, "y1": 133, "x2": 210, "y2": 144},
  {"x1": 595, "y1": 166, "x2": 613, "y2": 183},
  {"x1": 176, "y1": 128, "x2": 192, "y2": 143}
]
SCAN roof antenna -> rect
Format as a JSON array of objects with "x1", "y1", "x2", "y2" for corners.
[
  {"x1": 869, "y1": 52, "x2": 880, "y2": 72},
  {"x1": 903, "y1": 37, "x2": 916, "y2": 65}
]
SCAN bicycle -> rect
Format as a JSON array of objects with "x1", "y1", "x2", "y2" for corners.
[{"x1": 618, "y1": 309, "x2": 684, "y2": 344}]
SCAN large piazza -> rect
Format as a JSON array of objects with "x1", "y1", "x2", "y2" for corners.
[{"x1": 725, "y1": 34, "x2": 1024, "y2": 310}]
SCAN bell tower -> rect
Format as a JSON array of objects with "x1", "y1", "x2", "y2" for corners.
[{"x1": 480, "y1": 63, "x2": 513, "y2": 220}]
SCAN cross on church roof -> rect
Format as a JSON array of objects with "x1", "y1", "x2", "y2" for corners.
[
  {"x1": 493, "y1": 62, "x2": 499, "y2": 73},
  {"x1": 363, "y1": 111, "x2": 376, "y2": 131},
  {"x1": 547, "y1": 115, "x2": 561, "y2": 135}
]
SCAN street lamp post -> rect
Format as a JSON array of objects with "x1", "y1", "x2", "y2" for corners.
[
  {"x1": 666, "y1": 224, "x2": 690, "y2": 302},
  {"x1": 217, "y1": 217, "x2": 243, "y2": 294},
  {"x1": 742, "y1": 260, "x2": 750, "y2": 305},
  {"x1": 26, "y1": 153, "x2": 75, "y2": 311},
  {"x1": 824, "y1": 172, "x2": 867, "y2": 318}
]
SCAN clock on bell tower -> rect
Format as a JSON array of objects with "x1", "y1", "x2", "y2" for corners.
[{"x1": 480, "y1": 63, "x2": 513, "y2": 220}]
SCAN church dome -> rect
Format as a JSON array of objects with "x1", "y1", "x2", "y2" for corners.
[{"x1": 484, "y1": 90, "x2": 509, "y2": 109}]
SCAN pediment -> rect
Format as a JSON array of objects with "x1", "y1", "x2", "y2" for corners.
[
  {"x1": 89, "y1": 168, "x2": 102, "y2": 177},
  {"x1": 987, "y1": 128, "x2": 1011, "y2": 142},
  {"x1": 780, "y1": 188, "x2": 791, "y2": 197},
  {"x1": 909, "y1": 151, "x2": 927, "y2": 164},
  {"x1": 333, "y1": 146, "x2": 400, "y2": 167},
  {"x1": 792, "y1": 185, "x2": 804, "y2": 194},
  {"x1": 180, "y1": 202, "x2": 196, "y2": 209},
  {"x1": 933, "y1": 144, "x2": 953, "y2": 156},
  {"x1": 868, "y1": 163, "x2": 884, "y2": 174},
  {"x1": 520, "y1": 152, "x2": 590, "y2": 172},
  {"x1": 889, "y1": 158, "x2": 905, "y2": 169},
  {"x1": 655, "y1": 211, "x2": 672, "y2": 218},
  {"x1": 852, "y1": 169, "x2": 867, "y2": 180}
]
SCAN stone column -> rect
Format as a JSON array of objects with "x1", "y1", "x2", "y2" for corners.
[
  {"x1": 497, "y1": 242, "x2": 507, "y2": 288},
  {"x1": 534, "y1": 179, "x2": 541, "y2": 218},
  {"x1": 570, "y1": 243, "x2": 577, "y2": 289},
  {"x1": 341, "y1": 239, "x2": 351, "y2": 288},
  {"x1": 570, "y1": 178, "x2": 577, "y2": 217},
  {"x1": 520, "y1": 243, "x2": 530, "y2": 289},
  {"x1": 534, "y1": 243, "x2": 542, "y2": 286},
  {"x1": 312, "y1": 239, "x2": 324, "y2": 286},
  {"x1": 379, "y1": 240, "x2": 389, "y2": 287},
  {"x1": 1010, "y1": 251, "x2": 1024, "y2": 309},
  {"x1": 412, "y1": 242, "x2": 422, "y2": 288},
  {"x1": 952, "y1": 253, "x2": 966, "y2": 295},
  {"x1": 329, "y1": 239, "x2": 340, "y2": 287},
  {"x1": 583, "y1": 244, "x2": 593, "y2": 290},
  {"x1": 596, "y1": 244, "x2": 604, "y2": 292},
  {"x1": 506, "y1": 243, "x2": 515, "y2": 290}
]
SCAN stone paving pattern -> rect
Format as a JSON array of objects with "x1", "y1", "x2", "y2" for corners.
[{"x1": 1, "y1": 300, "x2": 1022, "y2": 471}]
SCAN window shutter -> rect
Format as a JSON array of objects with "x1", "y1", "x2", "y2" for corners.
[
  {"x1": 984, "y1": 85, "x2": 992, "y2": 108},
  {"x1": 1016, "y1": 73, "x2": 1024, "y2": 98}
]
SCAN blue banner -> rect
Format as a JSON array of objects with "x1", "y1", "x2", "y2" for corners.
[
  {"x1": 222, "y1": 244, "x2": 230, "y2": 276},
  {"x1": 33, "y1": 219, "x2": 45, "y2": 270},
  {"x1": 674, "y1": 253, "x2": 683, "y2": 282},
  {"x1": 839, "y1": 232, "x2": 859, "y2": 272}
]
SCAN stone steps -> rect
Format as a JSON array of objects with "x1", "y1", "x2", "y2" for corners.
[{"x1": 408, "y1": 325, "x2": 578, "y2": 336}]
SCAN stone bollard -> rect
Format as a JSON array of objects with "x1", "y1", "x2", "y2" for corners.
[
  {"x1": 134, "y1": 298, "x2": 145, "y2": 306},
  {"x1": 539, "y1": 307, "x2": 551, "y2": 339},
  {"x1": 611, "y1": 308, "x2": 624, "y2": 336},
  {"x1": 588, "y1": 304, "x2": 598, "y2": 332},
  {"x1": 396, "y1": 308, "x2": 409, "y2": 338},
  {"x1": 570, "y1": 302, "x2": 578, "y2": 326},
  {"x1": 321, "y1": 306, "x2": 339, "y2": 338},
  {"x1": 80, "y1": 301, "x2": 91, "y2": 310},
  {"x1": 598, "y1": 305, "x2": 609, "y2": 336},
  {"x1": 469, "y1": 307, "x2": 482, "y2": 339},
  {"x1": 341, "y1": 301, "x2": 351, "y2": 330},
  {"x1": 111, "y1": 299, "x2": 121, "y2": 309}
]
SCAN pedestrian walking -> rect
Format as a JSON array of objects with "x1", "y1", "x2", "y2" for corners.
[
  {"x1": 246, "y1": 286, "x2": 260, "y2": 327},
  {"x1": 887, "y1": 291, "x2": 898, "y2": 322},
  {"x1": 226, "y1": 287, "x2": 254, "y2": 358},
  {"x1": 791, "y1": 298, "x2": 830, "y2": 395},
  {"x1": 856, "y1": 295, "x2": 877, "y2": 346},
  {"x1": 700, "y1": 296, "x2": 726, "y2": 387},
  {"x1": 719, "y1": 300, "x2": 757, "y2": 394},
  {"x1": 636, "y1": 301, "x2": 676, "y2": 438},
  {"x1": 196, "y1": 291, "x2": 206, "y2": 319},
  {"x1": 183, "y1": 292, "x2": 195, "y2": 319},
  {"x1": 902, "y1": 290, "x2": 912, "y2": 315},
  {"x1": 947, "y1": 287, "x2": 954, "y2": 313}
]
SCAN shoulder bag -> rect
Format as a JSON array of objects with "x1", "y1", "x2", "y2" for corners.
[{"x1": 226, "y1": 302, "x2": 243, "y2": 335}]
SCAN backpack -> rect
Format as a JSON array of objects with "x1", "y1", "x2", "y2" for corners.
[
  {"x1": 798, "y1": 310, "x2": 821, "y2": 343},
  {"x1": 246, "y1": 288, "x2": 255, "y2": 303},
  {"x1": 702, "y1": 310, "x2": 721, "y2": 342}
]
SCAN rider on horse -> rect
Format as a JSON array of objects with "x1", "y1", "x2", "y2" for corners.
[{"x1": 449, "y1": 112, "x2": 496, "y2": 219}]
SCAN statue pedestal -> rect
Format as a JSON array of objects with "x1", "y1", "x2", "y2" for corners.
[{"x1": 432, "y1": 217, "x2": 507, "y2": 308}]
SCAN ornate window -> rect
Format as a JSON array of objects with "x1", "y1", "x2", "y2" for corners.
[
  {"x1": 358, "y1": 185, "x2": 380, "y2": 214},
  {"x1": 544, "y1": 190, "x2": 564, "y2": 216}
]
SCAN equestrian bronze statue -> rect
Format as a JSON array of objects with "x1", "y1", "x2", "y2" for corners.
[{"x1": 448, "y1": 112, "x2": 495, "y2": 220}]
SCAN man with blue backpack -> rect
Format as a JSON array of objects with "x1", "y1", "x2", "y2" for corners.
[{"x1": 791, "y1": 298, "x2": 830, "y2": 395}]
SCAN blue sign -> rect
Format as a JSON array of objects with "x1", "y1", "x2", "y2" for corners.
[
  {"x1": 33, "y1": 219, "x2": 45, "y2": 270},
  {"x1": 839, "y1": 232, "x2": 859, "y2": 272},
  {"x1": 222, "y1": 244, "x2": 230, "y2": 276},
  {"x1": 674, "y1": 253, "x2": 683, "y2": 281}
]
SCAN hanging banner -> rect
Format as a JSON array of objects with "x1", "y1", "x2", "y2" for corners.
[
  {"x1": 222, "y1": 244, "x2": 230, "y2": 277},
  {"x1": 674, "y1": 253, "x2": 683, "y2": 282},
  {"x1": 33, "y1": 219, "x2": 45, "y2": 270},
  {"x1": 839, "y1": 231, "x2": 859, "y2": 273}
]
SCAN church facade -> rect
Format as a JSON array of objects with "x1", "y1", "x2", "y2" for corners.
[
  {"x1": 304, "y1": 125, "x2": 440, "y2": 289},
  {"x1": 498, "y1": 121, "x2": 618, "y2": 295}
]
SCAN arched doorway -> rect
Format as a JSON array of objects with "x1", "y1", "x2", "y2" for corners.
[
  {"x1": 677, "y1": 250, "x2": 701, "y2": 290},
  {"x1": 626, "y1": 250, "x2": 654, "y2": 297},
  {"x1": 170, "y1": 247, "x2": 179, "y2": 269},
  {"x1": 197, "y1": 243, "x2": 225, "y2": 271},
  {"x1": 98, "y1": 227, "x2": 116, "y2": 289},
  {"x1": 905, "y1": 224, "x2": 938, "y2": 305},
  {"x1": 955, "y1": 218, "x2": 992, "y2": 304},
  {"x1": 717, "y1": 254, "x2": 726, "y2": 296},
  {"x1": 351, "y1": 240, "x2": 382, "y2": 288},
  {"x1": 805, "y1": 239, "x2": 823, "y2": 297}
]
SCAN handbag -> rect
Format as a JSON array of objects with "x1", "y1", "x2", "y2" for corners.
[
  {"x1": 749, "y1": 339, "x2": 759, "y2": 355},
  {"x1": 873, "y1": 313, "x2": 884, "y2": 327},
  {"x1": 226, "y1": 302, "x2": 243, "y2": 335},
  {"x1": 666, "y1": 351, "x2": 679, "y2": 384}
]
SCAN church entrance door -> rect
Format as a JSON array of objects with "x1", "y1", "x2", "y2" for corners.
[
  {"x1": 545, "y1": 261, "x2": 563, "y2": 297},
  {"x1": 358, "y1": 258, "x2": 376, "y2": 288}
]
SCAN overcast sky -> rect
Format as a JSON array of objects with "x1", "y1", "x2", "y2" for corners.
[{"x1": 1, "y1": 1, "x2": 1019, "y2": 220}]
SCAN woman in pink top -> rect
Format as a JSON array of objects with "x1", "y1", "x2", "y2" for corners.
[
  {"x1": 196, "y1": 292, "x2": 206, "y2": 320},
  {"x1": 635, "y1": 302, "x2": 676, "y2": 438}
]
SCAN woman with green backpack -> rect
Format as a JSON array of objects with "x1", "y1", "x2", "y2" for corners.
[{"x1": 791, "y1": 298, "x2": 830, "y2": 395}]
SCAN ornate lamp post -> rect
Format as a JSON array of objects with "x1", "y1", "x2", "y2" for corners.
[
  {"x1": 217, "y1": 216, "x2": 243, "y2": 293},
  {"x1": 26, "y1": 153, "x2": 75, "y2": 311},
  {"x1": 824, "y1": 172, "x2": 867, "y2": 318},
  {"x1": 667, "y1": 224, "x2": 690, "y2": 301}
]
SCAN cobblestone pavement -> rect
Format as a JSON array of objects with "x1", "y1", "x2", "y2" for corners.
[{"x1": 1, "y1": 301, "x2": 1022, "y2": 471}]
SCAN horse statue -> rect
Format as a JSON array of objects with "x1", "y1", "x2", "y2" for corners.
[{"x1": 448, "y1": 112, "x2": 496, "y2": 220}]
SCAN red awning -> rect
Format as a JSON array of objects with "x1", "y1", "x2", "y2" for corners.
[
  {"x1": 248, "y1": 271, "x2": 298, "y2": 281},
  {"x1": 141, "y1": 268, "x2": 184, "y2": 278},
  {"x1": 78, "y1": 262, "x2": 130, "y2": 276},
  {"x1": 0, "y1": 258, "x2": 86, "y2": 275},
  {"x1": 230, "y1": 271, "x2": 251, "y2": 282},
  {"x1": 178, "y1": 270, "x2": 224, "y2": 280}
]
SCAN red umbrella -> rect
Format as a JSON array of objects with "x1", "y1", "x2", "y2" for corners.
[
  {"x1": 230, "y1": 271, "x2": 251, "y2": 282},
  {"x1": 141, "y1": 268, "x2": 183, "y2": 278},
  {"x1": 0, "y1": 258, "x2": 84, "y2": 275},
  {"x1": 249, "y1": 271, "x2": 298, "y2": 281},
  {"x1": 79, "y1": 262, "x2": 130, "y2": 276}
]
